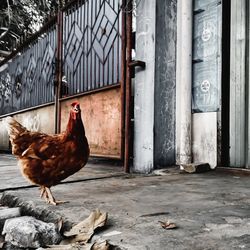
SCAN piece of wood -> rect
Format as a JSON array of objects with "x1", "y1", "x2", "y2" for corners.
[{"x1": 181, "y1": 163, "x2": 211, "y2": 173}]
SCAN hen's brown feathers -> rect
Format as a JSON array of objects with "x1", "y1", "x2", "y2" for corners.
[{"x1": 4, "y1": 104, "x2": 89, "y2": 189}]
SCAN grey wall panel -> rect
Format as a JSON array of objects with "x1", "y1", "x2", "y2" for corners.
[{"x1": 154, "y1": 0, "x2": 177, "y2": 167}]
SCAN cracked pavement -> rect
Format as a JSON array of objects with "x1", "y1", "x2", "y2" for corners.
[{"x1": 1, "y1": 154, "x2": 250, "y2": 249}]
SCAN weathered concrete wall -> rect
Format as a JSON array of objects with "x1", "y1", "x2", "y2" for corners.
[
  {"x1": 154, "y1": 0, "x2": 177, "y2": 167},
  {"x1": 61, "y1": 88, "x2": 121, "y2": 158},
  {"x1": 0, "y1": 105, "x2": 55, "y2": 151},
  {"x1": 192, "y1": 113, "x2": 217, "y2": 168},
  {"x1": 0, "y1": 121, "x2": 10, "y2": 151},
  {"x1": 133, "y1": 0, "x2": 156, "y2": 173},
  {"x1": 0, "y1": 88, "x2": 121, "y2": 158}
]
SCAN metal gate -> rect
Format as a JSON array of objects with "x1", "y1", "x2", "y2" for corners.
[
  {"x1": 0, "y1": 19, "x2": 57, "y2": 115},
  {"x1": 0, "y1": 0, "x2": 133, "y2": 169},
  {"x1": 62, "y1": 0, "x2": 122, "y2": 94}
]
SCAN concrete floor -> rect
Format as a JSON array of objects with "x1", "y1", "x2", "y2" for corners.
[{"x1": 1, "y1": 154, "x2": 250, "y2": 249}]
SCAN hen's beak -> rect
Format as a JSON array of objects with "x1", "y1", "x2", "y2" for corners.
[{"x1": 73, "y1": 105, "x2": 80, "y2": 113}]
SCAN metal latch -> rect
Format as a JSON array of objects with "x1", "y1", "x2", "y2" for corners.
[
  {"x1": 128, "y1": 60, "x2": 146, "y2": 78},
  {"x1": 128, "y1": 60, "x2": 146, "y2": 69}
]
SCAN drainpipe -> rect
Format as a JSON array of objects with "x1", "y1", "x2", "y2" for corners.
[
  {"x1": 176, "y1": 0, "x2": 193, "y2": 165},
  {"x1": 246, "y1": 0, "x2": 250, "y2": 168},
  {"x1": 55, "y1": 11, "x2": 63, "y2": 134}
]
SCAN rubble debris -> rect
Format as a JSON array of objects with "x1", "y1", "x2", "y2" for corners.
[
  {"x1": 0, "y1": 192, "x2": 73, "y2": 232},
  {"x1": 2, "y1": 216, "x2": 61, "y2": 248},
  {"x1": 0, "y1": 206, "x2": 112, "y2": 249},
  {"x1": 159, "y1": 220, "x2": 177, "y2": 230},
  {"x1": 181, "y1": 163, "x2": 211, "y2": 173}
]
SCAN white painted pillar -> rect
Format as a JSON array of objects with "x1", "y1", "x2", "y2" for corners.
[
  {"x1": 133, "y1": 0, "x2": 156, "y2": 173},
  {"x1": 176, "y1": 0, "x2": 193, "y2": 165},
  {"x1": 230, "y1": 0, "x2": 246, "y2": 167}
]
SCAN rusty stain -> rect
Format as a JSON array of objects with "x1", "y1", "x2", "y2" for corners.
[{"x1": 60, "y1": 88, "x2": 121, "y2": 158}]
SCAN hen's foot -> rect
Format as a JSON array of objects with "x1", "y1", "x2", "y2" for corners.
[
  {"x1": 50, "y1": 200, "x2": 69, "y2": 206},
  {"x1": 43, "y1": 187, "x2": 69, "y2": 206}
]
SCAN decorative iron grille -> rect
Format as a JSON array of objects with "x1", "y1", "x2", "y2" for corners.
[
  {"x1": 0, "y1": 25, "x2": 57, "y2": 116},
  {"x1": 62, "y1": 0, "x2": 123, "y2": 96}
]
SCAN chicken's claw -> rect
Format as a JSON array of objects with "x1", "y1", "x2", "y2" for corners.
[{"x1": 39, "y1": 186, "x2": 69, "y2": 206}]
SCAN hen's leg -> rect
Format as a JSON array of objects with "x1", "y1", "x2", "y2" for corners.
[
  {"x1": 40, "y1": 186, "x2": 47, "y2": 199},
  {"x1": 40, "y1": 186, "x2": 50, "y2": 203},
  {"x1": 45, "y1": 187, "x2": 68, "y2": 205}
]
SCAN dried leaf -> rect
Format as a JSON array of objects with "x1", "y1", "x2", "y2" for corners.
[
  {"x1": 64, "y1": 209, "x2": 108, "y2": 244},
  {"x1": 159, "y1": 220, "x2": 177, "y2": 229},
  {"x1": 91, "y1": 240, "x2": 109, "y2": 250},
  {"x1": 46, "y1": 243, "x2": 92, "y2": 250}
]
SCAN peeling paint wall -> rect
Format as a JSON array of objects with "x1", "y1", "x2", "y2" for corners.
[{"x1": 154, "y1": 0, "x2": 177, "y2": 167}]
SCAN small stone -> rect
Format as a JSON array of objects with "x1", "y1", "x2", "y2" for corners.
[{"x1": 2, "y1": 216, "x2": 61, "y2": 248}]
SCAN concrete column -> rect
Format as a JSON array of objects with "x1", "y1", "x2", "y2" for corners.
[
  {"x1": 154, "y1": 0, "x2": 177, "y2": 167},
  {"x1": 133, "y1": 0, "x2": 156, "y2": 173},
  {"x1": 176, "y1": 0, "x2": 193, "y2": 164}
]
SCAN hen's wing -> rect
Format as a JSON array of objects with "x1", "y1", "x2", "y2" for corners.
[{"x1": 20, "y1": 134, "x2": 67, "y2": 160}]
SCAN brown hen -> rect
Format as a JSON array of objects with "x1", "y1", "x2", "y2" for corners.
[{"x1": 4, "y1": 102, "x2": 89, "y2": 205}]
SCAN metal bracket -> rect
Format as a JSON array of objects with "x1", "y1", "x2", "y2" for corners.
[
  {"x1": 192, "y1": 59, "x2": 203, "y2": 64},
  {"x1": 194, "y1": 9, "x2": 205, "y2": 15}
]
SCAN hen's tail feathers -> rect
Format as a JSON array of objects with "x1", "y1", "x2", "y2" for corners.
[{"x1": 4, "y1": 116, "x2": 27, "y2": 141}]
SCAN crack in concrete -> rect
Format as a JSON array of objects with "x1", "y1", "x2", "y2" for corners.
[{"x1": 0, "y1": 173, "x2": 126, "y2": 193}]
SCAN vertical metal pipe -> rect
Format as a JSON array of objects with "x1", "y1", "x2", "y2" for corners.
[
  {"x1": 120, "y1": 0, "x2": 126, "y2": 161},
  {"x1": 176, "y1": 0, "x2": 193, "y2": 165},
  {"x1": 221, "y1": 0, "x2": 231, "y2": 166},
  {"x1": 124, "y1": 0, "x2": 133, "y2": 173},
  {"x1": 55, "y1": 11, "x2": 63, "y2": 133},
  {"x1": 245, "y1": 0, "x2": 250, "y2": 168}
]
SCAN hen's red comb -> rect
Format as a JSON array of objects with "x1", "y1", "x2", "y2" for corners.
[{"x1": 71, "y1": 101, "x2": 80, "y2": 107}]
